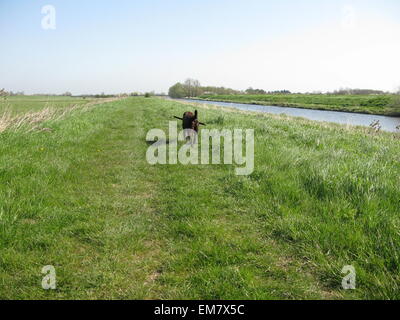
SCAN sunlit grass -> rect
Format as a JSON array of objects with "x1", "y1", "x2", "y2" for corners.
[{"x1": 0, "y1": 97, "x2": 399, "y2": 299}]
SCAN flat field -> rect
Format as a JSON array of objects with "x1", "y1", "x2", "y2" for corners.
[{"x1": 0, "y1": 96, "x2": 94, "y2": 115}]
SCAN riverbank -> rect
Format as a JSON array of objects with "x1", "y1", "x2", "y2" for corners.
[
  {"x1": 197, "y1": 94, "x2": 400, "y2": 116},
  {"x1": 177, "y1": 98, "x2": 400, "y2": 132}
]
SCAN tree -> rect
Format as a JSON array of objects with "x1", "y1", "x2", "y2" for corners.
[
  {"x1": 192, "y1": 79, "x2": 201, "y2": 97},
  {"x1": 168, "y1": 83, "x2": 186, "y2": 98},
  {"x1": 169, "y1": 79, "x2": 241, "y2": 98},
  {"x1": 245, "y1": 87, "x2": 266, "y2": 95},
  {"x1": 184, "y1": 79, "x2": 194, "y2": 97},
  {"x1": 183, "y1": 78, "x2": 202, "y2": 97}
]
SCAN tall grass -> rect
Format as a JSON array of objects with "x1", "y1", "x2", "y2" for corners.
[
  {"x1": 0, "y1": 97, "x2": 120, "y2": 133},
  {"x1": 0, "y1": 97, "x2": 399, "y2": 299}
]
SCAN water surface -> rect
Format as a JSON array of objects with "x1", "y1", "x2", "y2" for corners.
[{"x1": 180, "y1": 99, "x2": 400, "y2": 132}]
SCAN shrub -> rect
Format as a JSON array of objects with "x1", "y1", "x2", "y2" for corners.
[{"x1": 168, "y1": 83, "x2": 186, "y2": 98}]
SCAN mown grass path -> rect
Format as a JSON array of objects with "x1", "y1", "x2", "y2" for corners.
[{"x1": 1, "y1": 97, "x2": 399, "y2": 299}]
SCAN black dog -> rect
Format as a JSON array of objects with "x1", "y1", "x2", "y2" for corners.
[{"x1": 173, "y1": 110, "x2": 206, "y2": 143}]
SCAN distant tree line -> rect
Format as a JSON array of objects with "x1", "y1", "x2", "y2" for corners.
[
  {"x1": 168, "y1": 80, "x2": 300, "y2": 98},
  {"x1": 245, "y1": 88, "x2": 291, "y2": 95},
  {"x1": 169, "y1": 79, "x2": 245, "y2": 98},
  {"x1": 328, "y1": 88, "x2": 390, "y2": 95},
  {"x1": 169, "y1": 80, "x2": 400, "y2": 98},
  {"x1": 0, "y1": 89, "x2": 24, "y2": 96},
  {"x1": 0, "y1": 89, "x2": 168, "y2": 99},
  {"x1": 169, "y1": 79, "x2": 203, "y2": 98}
]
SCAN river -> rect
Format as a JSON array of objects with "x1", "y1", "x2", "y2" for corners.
[{"x1": 180, "y1": 99, "x2": 400, "y2": 132}]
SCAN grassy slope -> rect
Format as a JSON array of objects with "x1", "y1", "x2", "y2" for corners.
[
  {"x1": 198, "y1": 94, "x2": 400, "y2": 116},
  {"x1": 0, "y1": 97, "x2": 399, "y2": 299}
]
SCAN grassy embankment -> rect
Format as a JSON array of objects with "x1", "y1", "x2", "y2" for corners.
[
  {"x1": 198, "y1": 94, "x2": 400, "y2": 116},
  {"x1": 0, "y1": 96, "x2": 399, "y2": 299}
]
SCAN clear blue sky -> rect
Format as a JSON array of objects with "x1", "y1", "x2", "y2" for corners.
[{"x1": 1, "y1": 0, "x2": 399, "y2": 94}]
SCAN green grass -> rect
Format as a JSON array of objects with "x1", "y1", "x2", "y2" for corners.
[
  {"x1": 197, "y1": 94, "x2": 400, "y2": 116},
  {"x1": 0, "y1": 96, "x2": 94, "y2": 115},
  {"x1": 0, "y1": 97, "x2": 399, "y2": 299}
]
